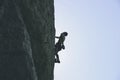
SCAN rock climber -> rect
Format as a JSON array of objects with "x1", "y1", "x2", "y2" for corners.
[{"x1": 55, "y1": 32, "x2": 68, "y2": 63}]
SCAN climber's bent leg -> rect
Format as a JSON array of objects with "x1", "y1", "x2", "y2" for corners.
[{"x1": 55, "y1": 53, "x2": 60, "y2": 63}]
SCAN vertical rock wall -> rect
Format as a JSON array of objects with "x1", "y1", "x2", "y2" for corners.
[
  {"x1": 0, "y1": 0, "x2": 55, "y2": 80},
  {"x1": 19, "y1": 0, "x2": 55, "y2": 80}
]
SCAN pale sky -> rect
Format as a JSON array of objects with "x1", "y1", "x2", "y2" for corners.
[{"x1": 54, "y1": 0, "x2": 120, "y2": 80}]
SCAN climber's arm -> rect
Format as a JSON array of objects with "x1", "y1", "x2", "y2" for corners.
[{"x1": 55, "y1": 36, "x2": 60, "y2": 39}]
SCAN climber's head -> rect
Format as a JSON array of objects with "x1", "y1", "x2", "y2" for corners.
[{"x1": 62, "y1": 32, "x2": 68, "y2": 36}]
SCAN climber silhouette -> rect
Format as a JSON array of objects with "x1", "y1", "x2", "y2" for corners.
[{"x1": 55, "y1": 32, "x2": 68, "y2": 63}]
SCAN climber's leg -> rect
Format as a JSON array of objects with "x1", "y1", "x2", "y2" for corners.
[{"x1": 55, "y1": 53, "x2": 60, "y2": 63}]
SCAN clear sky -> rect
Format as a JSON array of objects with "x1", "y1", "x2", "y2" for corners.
[{"x1": 54, "y1": 0, "x2": 120, "y2": 80}]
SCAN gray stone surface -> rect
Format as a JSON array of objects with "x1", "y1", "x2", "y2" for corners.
[{"x1": 0, "y1": 0, "x2": 55, "y2": 80}]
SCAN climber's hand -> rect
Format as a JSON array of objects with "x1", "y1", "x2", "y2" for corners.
[{"x1": 61, "y1": 45, "x2": 65, "y2": 49}]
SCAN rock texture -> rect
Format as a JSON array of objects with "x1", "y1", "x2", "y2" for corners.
[{"x1": 0, "y1": 0, "x2": 55, "y2": 80}]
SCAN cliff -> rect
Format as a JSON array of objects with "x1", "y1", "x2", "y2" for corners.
[{"x1": 0, "y1": 0, "x2": 55, "y2": 80}]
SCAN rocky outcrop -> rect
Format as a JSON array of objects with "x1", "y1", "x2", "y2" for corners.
[{"x1": 0, "y1": 0, "x2": 55, "y2": 80}]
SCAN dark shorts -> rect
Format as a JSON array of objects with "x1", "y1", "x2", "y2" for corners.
[{"x1": 55, "y1": 43, "x2": 62, "y2": 54}]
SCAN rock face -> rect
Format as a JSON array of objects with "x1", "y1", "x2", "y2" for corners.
[{"x1": 0, "y1": 0, "x2": 55, "y2": 80}]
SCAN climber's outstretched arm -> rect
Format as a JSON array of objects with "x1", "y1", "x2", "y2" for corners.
[{"x1": 55, "y1": 36, "x2": 60, "y2": 39}]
